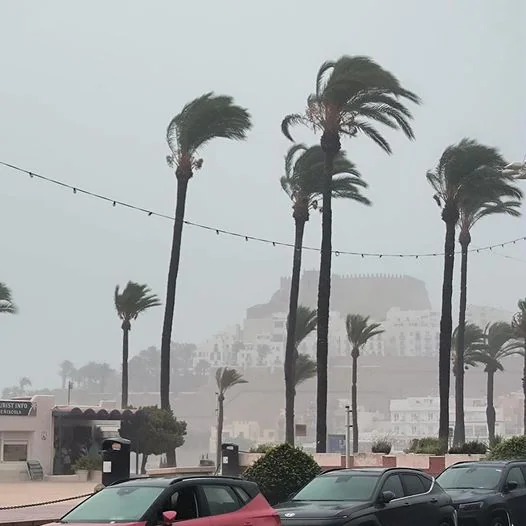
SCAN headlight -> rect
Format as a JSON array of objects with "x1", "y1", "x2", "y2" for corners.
[{"x1": 458, "y1": 502, "x2": 484, "y2": 512}]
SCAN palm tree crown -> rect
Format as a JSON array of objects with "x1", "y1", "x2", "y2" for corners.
[
  {"x1": 345, "y1": 314, "x2": 384, "y2": 357},
  {"x1": 114, "y1": 282, "x2": 161, "y2": 329},
  {"x1": 294, "y1": 354, "x2": 317, "y2": 387},
  {"x1": 451, "y1": 323, "x2": 484, "y2": 374},
  {"x1": 0, "y1": 283, "x2": 17, "y2": 314},
  {"x1": 215, "y1": 367, "x2": 248, "y2": 398},
  {"x1": 282, "y1": 55, "x2": 420, "y2": 152},
  {"x1": 293, "y1": 306, "x2": 317, "y2": 348},
  {"x1": 512, "y1": 299, "x2": 526, "y2": 340},
  {"x1": 166, "y1": 93, "x2": 252, "y2": 180},
  {"x1": 281, "y1": 144, "x2": 370, "y2": 221}
]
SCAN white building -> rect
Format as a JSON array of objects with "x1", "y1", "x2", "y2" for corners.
[{"x1": 389, "y1": 396, "x2": 506, "y2": 442}]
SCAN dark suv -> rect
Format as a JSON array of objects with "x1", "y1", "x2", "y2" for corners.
[
  {"x1": 275, "y1": 467, "x2": 457, "y2": 525},
  {"x1": 436, "y1": 460, "x2": 526, "y2": 526}
]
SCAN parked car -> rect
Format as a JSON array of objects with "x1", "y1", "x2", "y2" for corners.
[
  {"x1": 436, "y1": 460, "x2": 526, "y2": 526},
  {"x1": 274, "y1": 467, "x2": 457, "y2": 525},
  {"x1": 49, "y1": 475, "x2": 280, "y2": 526}
]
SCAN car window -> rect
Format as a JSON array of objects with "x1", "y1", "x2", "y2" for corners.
[
  {"x1": 506, "y1": 467, "x2": 526, "y2": 489},
  {"x1": 61, "y1": 486, "x2": 165, "y2": 523},
  {"x1": 232, "y1": 486, "x2": 251, "y2": 504},
  {"x1": 401, "y1": 474, "x2": 426, "y2": 496},
  {"x1": 292, "y1": 474, "x2": 380, "y2": 501},
  {"x1": 201, "y1": 485, "x2": 241, "y2": 515},
  {"x1": 419, "y1": 475, "x2": 433, "y2": 492},
  {"x1": 166, "y1": 486, "x2": 200, "y2": 521},
  {"x1": 436, "y1": 465, "x2": 502, "y2": 490},
  {"x1": 381, "y1": 475, "x2": 404, "y2": 499}
]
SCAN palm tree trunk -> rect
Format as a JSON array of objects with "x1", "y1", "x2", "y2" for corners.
[
  {"x1": 216, "y1": 394, "x2": 224, "y2": 471},
  {"x1": 438, "y1": 206, "x2": 458, "y2": 445},
  {"x1": 141, "y1": 454, "x2": 148, "y2": 474},
  {"x1": 160, "y1": 178, "x2": 189, "y2": 411},
  {"x1": 121, "y1": 326, "x2": 129, "y2": 409},
  {"x1": 523, "y1": 341, "x2": 526, "y2": 435},
  {"x1": 351, "y1": 350, "x2": 359, "y2": 453},
  {"x1": 284, "y1": 218, "x2": 306, "y2": 446},
  {"x1": 486, "y1": 371, "x2": 496, "y2": 442},
  {"x1": 453, "y1": 235, "x2": 470, "y2": 446}
]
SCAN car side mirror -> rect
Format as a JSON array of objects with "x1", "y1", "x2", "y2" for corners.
[
  {"x1": 505, "y1": 481, "x2": 518, "y2": 492},
  {"x1": 162, "y1": 511, "x2": 177, "y2": 525},
  {"x1": 379, "y1": 491, "x2": 395, "y2": 504}
]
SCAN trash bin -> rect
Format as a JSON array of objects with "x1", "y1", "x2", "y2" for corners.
[
  {"x1": 221, "y1": 443, "x2": 240, "y2": 476},
  {"x1": 101, "y1": 437, "x2": 131, "y2": 486}
]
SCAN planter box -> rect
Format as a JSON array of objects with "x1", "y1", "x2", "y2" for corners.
[
  {"x1": 90, "y1": 470, "x2": 102, "y2": 483},
  {"x1": 76, "y1": 470, "x2": 89, "y2": 482}
]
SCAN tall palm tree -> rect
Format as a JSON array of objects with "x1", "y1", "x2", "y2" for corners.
[
  {"x1": 161, "y1": 94, "x2": 252, "y2": 421},
  {"x1": 0, "y1": 283, "x2": 17, "y2": 314},
  {"x1": 469, "y1": 322, "x2": 521, "y2": 442},
  {"x1": 115, "y1": 282, "x2": 161, "y2": 408},
  {"x1": 427, "y1": 139, "x2": 510, "y2": 444},
  {"x1": 284, "y1": 305, "x2": 318, "y2": 444},
  {"x1": 512, "y1": 299, "x2": 526, "y2": 433},
  {"x1": 281, "y1": 145, "x2": 369, "y2": 445},
  {"x1": 59, "y1": 360, "x2": 76, "y2": 389},
  {"x1": 215, "y1": 367, "x2": 247, "y2": 470},
  {"x1": 345, "y1": 314, "x2": 384, "y2": 453},
  {"x1": 282, "y1": 56, "x2": 419, "y2": 452},
  {"x1": 453, "y1": 165, "x2": 522, "y2": 445}
]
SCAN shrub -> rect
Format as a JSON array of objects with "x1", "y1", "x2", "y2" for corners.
[
  {"x1": 73, "y1": 454, "x2": 102, "y2": 472},
  {"x1": 448, "y1": 441, "x2": 487, "y2": 455},
  {"x1": 249, "y1": 443, "x2": 276, "y2": 454},
  {"x1": 488, "y1": 436, "x2": 526, "y2": 460},
  {"x1": 243, "y1": 443, "x2": 321, "y2": 504},
  {"x1": 371, "y1": 438, "x2": 392, "y2": 454},
  {"x1": 407, "y1": 437, "x2": 447, "y2": 455}
]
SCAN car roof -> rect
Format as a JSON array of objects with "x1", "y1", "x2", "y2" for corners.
[
  {"x1": 448, "y1": 460, "x2": 526, "y2": 469},
  {"x1": 321, "y1": 467, "x2": 430, "y2": 476},
  {"x1": 110, "y1": 475, "x2": 246, "y2": 488}
]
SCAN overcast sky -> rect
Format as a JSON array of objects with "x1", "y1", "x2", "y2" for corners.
[{"x1": 1, "y1": 0, "x2": 525, "y2": 389}]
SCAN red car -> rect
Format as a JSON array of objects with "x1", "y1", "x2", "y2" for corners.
[{"x1": 48, "y1": 476, "x2": 280, "y2": 526}]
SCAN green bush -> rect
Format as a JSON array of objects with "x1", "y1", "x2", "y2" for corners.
[
  {"x1": 73, "y1": 454, "x2": 102, "y2": 472},
  {"x1": 243, "y1": 443, "x2": 321, "y2": 504},
  {"x1": 488, "y1": 436, "x2": 526, "y2": 460},
  {"x1": 249, "y1": 443, "x2": 276, "y2": 454},
  {"x1": 448, "y1": 441, "x2": 487, "y2": 455},
  {"x1": 371, "y1": 438, "x2": 392, "y2": 454},
  {"x1": 407, "y1": 437, "x2": 447, "y2": 455}
]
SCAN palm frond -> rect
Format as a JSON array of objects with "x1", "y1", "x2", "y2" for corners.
[
  {"x1": 284, "y1": 144, "x2": 308, "y2": 179},
  {"x1": 290, "y1": 305, "x2": 317, "y2": 348},
  {"x1": 0, "y1": 282, "x2": 17, "y2": 314},
  {"x1": 114, "y1": 282, "x2": 161, "y2": 322},
  {"x1": 512, "y1": 299, "x2": 526, "y2": 339},
  {"x1": 294, "y1": 353, "x2": 317, "y2": 387},
  {"x1": 215, "y1": 367, "x2": 248, "y2": 394},
  {"x1": 281, "y1": 113, "x2": 309, "y2": 142},
  {"x1": 451, "y1": 323, "x2": 484, "y2": 373},
  {"x1": 346, "y1": 314, "x2": 384, "y2": 350}
]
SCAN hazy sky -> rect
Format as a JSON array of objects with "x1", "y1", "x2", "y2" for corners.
[{"x1": 1, "y1": 0, "x2": 525, "y2": 389}]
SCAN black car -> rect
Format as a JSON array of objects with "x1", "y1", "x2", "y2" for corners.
[
  {"x1": 436, "y1": 460, "x2": 526, "y2": 526},
  {"x1": 275, "y1": 467, "x2": 457, "y2": 526}
]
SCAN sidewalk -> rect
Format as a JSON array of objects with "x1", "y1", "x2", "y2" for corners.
[{"x1": 0, "y1": 482, "x2": 93, "y2": 525}]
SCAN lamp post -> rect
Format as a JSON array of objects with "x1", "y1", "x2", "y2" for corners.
[{"x1": 503, "y1": 161, "x2": 526, "y2": 180}]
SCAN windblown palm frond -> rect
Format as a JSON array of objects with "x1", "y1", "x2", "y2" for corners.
[
  {"x1": 282, "y1": 56, "x2": 420, "y2": 152},
  {"x1": 294, "y1": 354, "x2": 317, "y2": 387},
  {"x1": 0, "y1": 282, "x2": 17, "y2": 314},
  {"x1": 345, "y1": 314, "x2": 384, "y2": 354},
  {"x1": 452, "y1": 323, "x2": 484, "y2": 373},
  {"x1": 291, "y1": 306, "x2": 317, "y2": 348},
  {"x1": 114, "y1": 282, "x2": 161, "y2": 323},
  {"x1": 166, "y1": 93, "x2": 252, "y2": 174},
  {"x1": 512, "y1": 299, "x2": 526, "y2": 340},
  {"x1": 215, "y1": 367, "x2": 248, "y2": 395}
]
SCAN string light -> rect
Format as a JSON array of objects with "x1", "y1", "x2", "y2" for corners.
[{"x1": 1, "y1": 160, "x2": 525, "y2": 259}]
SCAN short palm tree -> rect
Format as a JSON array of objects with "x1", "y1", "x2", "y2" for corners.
[
  {"x1": 115, "y1": 282, "x2": 161, "y2": 408},
  {"x1": 469, "y1": 322, "x2": 522, "y2": 442},
  {"x1": 427, "y1": 138, "x2": 511, "y2": 444},
  {"x1": 161, "y1": 94, "x2": 252, "y2": 420},
  {"x1": 282, "y1": 146, "x2": 368, "y2": 442},
  {"x1": 281, "y1": 56, "x2": 419, "y2": 452},
  {"x1": 215, "y1": 367, "x2": 247, "y2": 470},
  {"x1": 0, "y1": 283, "x2": 17, "y2": 314},
  {"x1": 285, "y1": 305, "x2": 318, "y2": 444},
  {"x1": 345, "y1": 314, "x2": 384, "y2": 453},
  {"x1": 512, "y1": 299, "x2": 526, "y2": 433}
]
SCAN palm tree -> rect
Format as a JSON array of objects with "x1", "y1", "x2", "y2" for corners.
[
  {"x1": 284, "y1": 305, "x2": 317, "y2": 444},
  {"x1": 469, "y1": 322, "x2": 521, "y2": 442},
  {"x1": 58, "y1": 360, "x2": 76, "y2": 389},
  {"x1": 19, "y1": 377, "x2": 31, "y2": 393},
  {"x1": 512, "y1": 299, "x2": 526, "y2": 433},
  {"x1": 345, "y1": 314, "x2": 384, "y2": 453},
  {"x1": 215, "y1": 367, "x2": 247, "y2": 470},
  {"x1": 281, "y1": 145, "x2": 369, "y2": 445},
  {"x1": 451, "y1": 323, "x2": 484, "y2": 376},
  {"x1": 0, "y1": 283, "x2": 17, "y2": 314},
  {"x1": 427, "y1": 139, "x2": 511, "y2": 445},
  {"x1": 282, "y1": 56, "x2": 419, "y2": 452},
  {"x1": 161, "y1": 94, "x2": 252, "y2": 422},
  {"x1": 115, "y1": 282, "x2": 161, "y2": 408}
]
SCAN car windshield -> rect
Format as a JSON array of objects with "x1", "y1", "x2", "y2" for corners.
[
  {"x1": 436, "y1": 466, "x2": 503, "y2": 490},
  {"x1": 61, "y1": 486, "x2": 165, "y2": 523},
  {"x1": 293, "y1": 474, "x2": 380, "y2": 501}
]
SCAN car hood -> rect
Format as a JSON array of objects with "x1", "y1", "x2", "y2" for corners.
[
  {"x1": 443, "y1": 488, "x2": 493, "y2": 504},
  {"x1": 274, "y1": 500, "x2": 369, "y2": 519}
]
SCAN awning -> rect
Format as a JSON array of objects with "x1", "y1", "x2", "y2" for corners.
[{"x1": 52, "y1": 406, "x2": 136, "y2": 420}]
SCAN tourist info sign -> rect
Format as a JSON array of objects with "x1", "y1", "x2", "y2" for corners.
[{"x1": 0, "y1": 400, "x2": 36, "y2": 416}]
